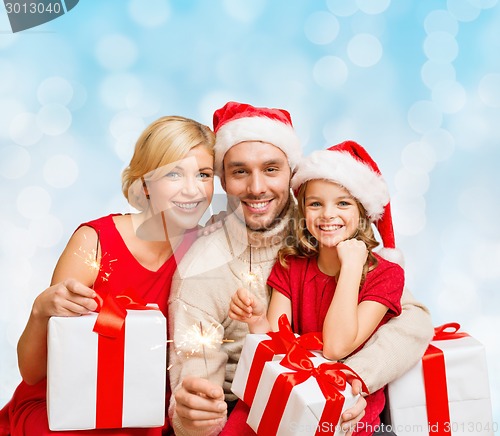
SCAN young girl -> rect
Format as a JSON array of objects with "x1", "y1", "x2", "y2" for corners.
[
  {"x1": 1, "y1": 115, "x2": 216, "y2": 436},
  {"x1": 229, "y1": 140, "x2": 404, "y2": 436}
]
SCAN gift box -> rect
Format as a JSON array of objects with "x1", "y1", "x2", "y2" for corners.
[
  {"x1": 47, "y1": 295, "x2": 167, "y2": 430},
  {"x1": 232, "y1": 315, "x2": 323, "y2": 407},
  {"x1": 387, "y1": 323, "x2": 494, "y2": 436},
  {"x1": 247, "y1": 344, "x2": 365, "y2": 436},
  {"x1": 231, "y1": 332, "x2": 285, "y2": 406}
]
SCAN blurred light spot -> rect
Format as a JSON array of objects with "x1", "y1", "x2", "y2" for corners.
[
  {"x1": 0, "y1": 258, "x2": 32, "y2": 287},
  {"x1": 478, "y1": 73, "x2": 500, "y2": 108},
  {"x1": 470, "y1": 241, "x2": 500, "y2": 279},
  {"x1": 421, "y1": 61, "x2": 456, "y2": 89},
  {"x1": 0, "y1": 222, "x2": 36, "y2": 259},
  {"x1": 110, "y1": 112, "x2": 145, "y2": 162},
  {"x1": 422, "y1": 129, "x2": 455, "y2": 161},
  {"x1": 67, "y1": 81, "x2": 88, "y2": 111},
  {"x1": 0, "y1": 99, "x2": 26, "y2": 138},
  {"x1": 222, "y1": 0, "x2": 266, "y2": 22},
  {"x1": 326, "y1": 0, "x2": 358, "y2": 16},
  {"x1": 107, "y1": 193, "x2": 130, "y2": 215},
  {"x1": 29, "y1": 215, "x2": 63, "y2": 248},
  {"x1": 408, "y1": 100, "x2": 443, "y2": 134},
  {"x1": 0, "y1": 60, "x2": 16, "y2": 94},
  {"x1": 423, "y1": 31, "x2": 458, "y2": 63},
  {"x1": 424, "y1": 10, "x2": 458, "y2": 35},
  {"x1": 458, "y1": 186, "x2": 498, "y2": 230},
  {"x1": 199, "y1": 91, "x2": 235, "y2": 127},
  {"x1": 347, "y1": 33, "x2": 383, "y2": 67},
  {"x1": 467, "y1": 0, "x2": 498, "y2": 8},
  {"x1": 431, "y1": 80, "x2": 466, "y2": 113},
  {"x1": 448, "y1": 108, "x2": 491, "y2": 149},
  {"x1": 0, "y1": 145, "x2": 30, "y2": 179},
  {"x1": 313, "y1": 56, "x2": 348, "y2": 89},
  {"x1": 392, "y1": 194, "x2": 426, "y2": 236},
  {"x1": 350, "y1": 12, "x2": 387, "y2": 37},
  {"x1": 100, "y1": 74, "x2": 143, "y2": 110},
  {"x1": 36, "y1": 104, "x2": 72, "y2": 136},
  {"x1": 128, "y1": 0, "x2": 170, "y2": 27},
  {"x1": 9, "y1": 112, "x2": 43, "y2": 146},
  {"x1": 436, "y1": 272, "x2": 479, "y2": 313},
  {"x1": 323, "y1": 117, "x2": 358, "y2": 145},
  {"x1": 395, "y1": 168, "x2": 430, "y2": 196},
  {"x1": 43, "y1": 155, "x2": 79, "y2": 189},
  {"x1": 356, "y1": 0, "x2": 390, "y2": 15},
  {"x1": 17, "y1": 186, "x2": 52, "y2": 219},
  {"x1": 0, "y1": 14, "x2": 19, "y2": 49},
  {"x1": 404, "y1": 151, "x2": 432, "y2": 180},
  {"x1": 96, "y1": 34, "x2": 138, "y2": 71},
  {"x1": 469, "y1": 317, "x2": 500, "y2": 358},
  {"x1": 126, "y1": 91, "x2": 162, "y2": 117},
  {"x1": 304, "y1": 12, "x2": 340, "y2": 45},
  {"x1": 114, "y1": 135, "x2": 136, "y2": 163},
  {"x1": 447, "y1": 0, "x2": 481, "y2": 21},
  {"x1": 109, "y1": 111, "x2": 145, "y2": 140},
  {"x1": 37, "y1": 77, "x2": 74, "y2": 106}
]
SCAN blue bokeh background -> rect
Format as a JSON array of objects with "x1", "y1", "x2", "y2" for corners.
[{"x1": 1, "y1": 0, "x2": 499, "y2": 431}]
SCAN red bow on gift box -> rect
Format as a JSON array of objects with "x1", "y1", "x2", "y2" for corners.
[
  {"x1": 257, "y1": 342, "x2": 368, "y2": 436},
  {"x1": 92, "y1": 293, "x2": 156, "y2": 429},
  {"x1": 244, "y1": 314, "x2": 323, "y2": 406},
  {"x1": 423, "y1": 323, "x2": 470, "y2": 436}
]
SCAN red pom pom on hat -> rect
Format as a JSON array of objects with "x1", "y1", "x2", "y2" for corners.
[
  {"x1": 212, "y1": 101, "x2": 301, "y2": 176},
  {"x1": 291, "y1": 140, "x2": 404, "y2": 266}
]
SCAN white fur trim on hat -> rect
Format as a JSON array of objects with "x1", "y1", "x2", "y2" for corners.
[
  {"x1": 377, "y1": 247, "x2": 405, "y2": 267},
  {"x1": 214, "y1": 116, "x2": 301, "y2": 177},
  {"x1": 291, "y1": 149, "x2": 390, "y2": 221}
]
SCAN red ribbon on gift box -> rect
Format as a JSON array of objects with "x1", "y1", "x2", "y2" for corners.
[
  {"x1": 243, "y1": 314, "x2": 323, "y2": 406},
  {"x1": 92, "y1": 293, "x2": 155, "y2": 429},
  {"x1": 257, "y1": 343, "x2": 367, "y2": 436},
  {"x1": 422, "y1": 323, "x2": 469, "y2": 436}
]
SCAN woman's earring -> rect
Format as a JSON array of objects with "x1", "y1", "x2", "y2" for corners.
[{"x1": 141, "y1": 177, "x2": 150, "y2": 200}]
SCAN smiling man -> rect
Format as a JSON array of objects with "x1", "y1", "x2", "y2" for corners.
[{"x1": 167, "y1": 102, "x2": 433, "y2": 436}]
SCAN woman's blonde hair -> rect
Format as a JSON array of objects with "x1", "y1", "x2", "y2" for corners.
[
  {"x1": 122, "y1": 116, "x2": 215, "y2": 210},
  {"x1": 278, "y1": 181, "x2": 380, "y2": 284}
]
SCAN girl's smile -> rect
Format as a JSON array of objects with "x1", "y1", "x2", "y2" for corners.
[{"x1": 304, "y1": 179, "x2": 360, "y2": 248}]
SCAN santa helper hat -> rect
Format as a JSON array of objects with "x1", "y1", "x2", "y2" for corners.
[
  {"x1": 212, "y1": 101, "x2": 302, "y2": 176},
  {"x1": 291, "y1": 140, "x2": 404, "y2": 266}
]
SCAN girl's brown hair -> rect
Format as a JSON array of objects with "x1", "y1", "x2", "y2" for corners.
[{"x1": 278, "y1": 181, "x2": 380, "y2": 284}]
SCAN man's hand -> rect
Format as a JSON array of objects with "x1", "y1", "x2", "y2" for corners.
[
  {"x1": 228, "y1": 288, "x2": 271, "y2": 333},
  {"x1": 198, "y1": 211, "x2": 227, "y2": 236},
  {"x1": 341, "y1": 378, "x2": 367, "y2": 435},
  {"x1": 174, "y1": 376, "x2": 227, "y2": 432}
]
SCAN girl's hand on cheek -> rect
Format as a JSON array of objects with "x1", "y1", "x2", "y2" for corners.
[{"x1": 337, "y1": 239, "x2": 368, "y2": 269}]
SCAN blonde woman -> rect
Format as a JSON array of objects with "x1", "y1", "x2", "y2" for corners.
[{"x1": 1, "y1": 116, "x2": 215, "y2": 436}]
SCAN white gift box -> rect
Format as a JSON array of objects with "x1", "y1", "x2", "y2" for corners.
[
  {"x1": 232, "y1": 333, "x2": 286, "y2": 406},
  {"x1": 387, "y1": 326, "x2": 494, "y2": 436},
  {"x1": 247, "y1": 356, "x2": 359, "y2": 436},
  {"x1": 47, "y1": 307, "x2": 166, "y2": 430},
  {"x1": 232, "y1": 318, "x2": 323, "y2": 408}
]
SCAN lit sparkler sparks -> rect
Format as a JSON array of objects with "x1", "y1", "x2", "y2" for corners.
[
  {"x1": 74, "y1": 230, "x2": 116, "y2": 283},
  {"x1": 171, "y1": 307, "x2": 234, "y2": 377},
  {"x1": 176, "y1": 321, "x2": 225, "y2": 355},
  {"x1": 241, "y1": 244, "x2": 260, "y2": 295}
]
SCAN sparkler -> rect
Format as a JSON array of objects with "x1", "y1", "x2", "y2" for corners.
[
  {"x1": 199, "y1": 321, "x2": 209, "y2": 379},
  {"x1": 74, "y1": 230, "x2": 116, "y2": 283},
  {"x1": 242, "y1": 244, "x2": 260, "y2": 298},
  {"x1": 172, "y1": 305, "x2": 234, "y2": 378}
]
